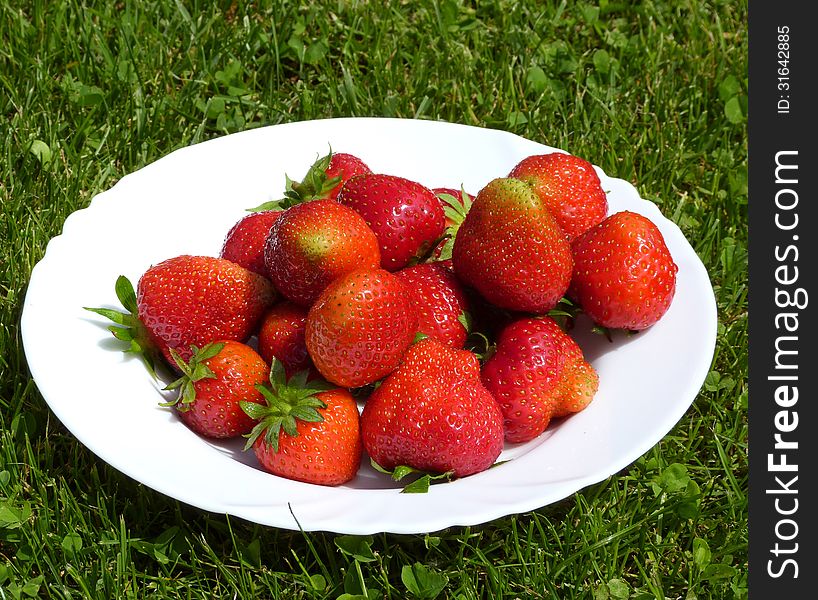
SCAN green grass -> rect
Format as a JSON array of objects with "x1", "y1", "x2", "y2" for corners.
[{"x1": 1, "y1": 0, "x2": 747, "y2": 598}]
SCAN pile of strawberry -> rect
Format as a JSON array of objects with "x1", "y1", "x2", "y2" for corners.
[{"x1": 88, "y1": 148, "x2": 678, "y2": 489}]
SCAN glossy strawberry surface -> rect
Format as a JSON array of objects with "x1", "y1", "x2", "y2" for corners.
[
  {"x1": 137, "y1": 255, "x2": 276, "y2": 365},
  {"x1": 452, "y1": 177, "x2": 573, "y2": 313},
  {"x1": 509, "y1": 152, "x2": 608, "y2": 241},
  {"x1": 324, "y1": 152, "x2": 372, "y2": 201},
  {"x1": 361, "y1": 338, "x2": 504, "y2": 478},
  {"x1": 394, "y1": 263, "x2": 470, "y2": 348},
  {"x1": 481, "y1": 317, "x2": 598, "y2": 443},
  {"x1": 252, "y1": 388, "x2": 362, "y2": 486},
  {"x1": 569, "y1": 210, "x2": 678, "y2": 330},
  {"x1": 220, "y1": 210, "x2": 281, "y2": 275},
  {"x1": 338, "y1": 173, "x2": 445, "y2": 271},
  {"x1": 305, "y1": 268, "x2": 418, "y2": 388},
  {"x1": 257, "y1": 302, "x2": 312, "y2": 376},
  {"x1": 264, "y1": 199, "x2": 381, "y2": 307}
]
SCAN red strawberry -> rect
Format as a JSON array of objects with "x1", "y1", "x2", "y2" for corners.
[
  {"x1": 242, "y1": 362, "x2": 362, "y2": 486},
  {"x1": 264, "y1": 199, "x2": 381, "y2": 306},
  {"x1": 86, "y1": 256, "x2": 276, "y2": 370},
  {"x1": 551, "y1": 361, "x2": 598, "y2": 419},
  {"x1": 569, "y1": 210, "x2": 678, "y2": 330},
  {"x1": 508, "y1": 152, "x2": 608, "y2": 240},
  {"x1": 338, "y1": 174, "x2": 445, "y2": 271},
  {"x1": 481, "y1": 317, "x2": 598, "y2": 443},
  {"x1": 394, "y1": 263, "x2": 470, "y2": 348},
  {"x1": 257, "y1": 301, "x2": 313, "y2": 377},
  {"x1": 323, "y1": 152, "x2": 372, "y2": 201},
  {"x1": 305, "y1": 268, "x2": 418, "y2": 388},
  {"x1": 164, "y1": 341, "x2": 269, "y2": 439},
  {"x1": 137, "y1": 256, "x2": 275, "y2": 364},
  {"x1": 220, "y1": 210, "x2": 281, "y2": 275},
  {"x1": 249, "y1": 150, "x2": 372, "y2": 211},
  {"x1": 452, "y1": 177, "x2": 573, "y2": 313},
  {"x1": 361, "y1": 337, "x2": 504, "y2": 478}
]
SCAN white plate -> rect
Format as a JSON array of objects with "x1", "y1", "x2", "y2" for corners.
[{"x1": 21, "y1": 118, "x2": 717, "y2": 534}]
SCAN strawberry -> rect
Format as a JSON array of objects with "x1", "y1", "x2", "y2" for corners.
[
  {"x1": 164, "y1": 341, "x2": 269, "y2": 439},
  {"x1": 264, "y1": 199, "x2": 381, "y2": 307},
  {"x1": 323, "y1": 152, "x2": 372, "y2": 201},
  {"x1": 451, "y1": 177, "x2": 573, "y2": 314},
  {"x1": 220, "y1": 210, "x2": 281, "y2": 275},
  {"x1": 86, "y1": 256, "x2": 276, "y2": 371},
  {"x1": 257, "y1": 301, "x2": 314, "y2": 377},
  {"x1": 508, "y1": 152, "x2": 608, "y2": 241},
  {"x1": 249, "y1": 150, "x2": 372, "y2": 211},
  {"x1": 305, "y1": 268, "x2": 418, "y2": 388},
  {"x1": 569, "y1": 210, "x2": 678, "y2": 330},
  {"x1": 241, "y1": 362, "x2": 362, "y2": 486},
  {"x1": 481, "y1": 317, "x2": 598, "y2": 443},
  {"x1": 338, "y1": 173, "x2": 445, "y2": 271},
  {"x1": 394, "y1": 263, "x2": 470, "y2": 348},
  {"x1": 361, "y1": 337, "x2": 504, "y2": 478}
]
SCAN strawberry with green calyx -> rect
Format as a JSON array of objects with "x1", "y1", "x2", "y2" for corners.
[
  {"x1": 394, "y1": 262, "x2": 470, "y2": 348},
  {"x1": 338, "y1": 173, "x2": 445, "y2": 271},
  {"x1": 249, "y1": 150, "x2": 372, "y2": 212},
  {"x1": 264, "y1": 199, "x2": 381, "y2": 307},
  {"x1": 481, "y1": 316, "x2": 598, "y2": 443},
  {"x1": 430, "y1": 187, "x2": 473, "y2": 261},
  {"x1": 452, "y1": 177, "x2": 573, "y2": 314},
  {"x1": 569, "y1": 210, "x2": 678, "y2": 331},
  {"x1": 257, "y1": 301, "x2": 315, "y2": 377},
  {"x1": 361, "y1": 337, "x2": 504, "y2": 478},
  {"x1": 305, "y1": 268, "x2": 418, "y2": 388},
  {"x1": 85, "y1": 255, "x2": 276, "y2": 370},
  {"x1": 508, "y1": 152, "x2": 608, "y2": 241},
  {"x1": 241, "y1": 361, "x2": 362, "y2": 486},
  {"x1": 164, "y1": 340, "x2": 270, "y2": 439},
  {"x1": 220, "y1": 210, "x2": 281, "y2": 275}
]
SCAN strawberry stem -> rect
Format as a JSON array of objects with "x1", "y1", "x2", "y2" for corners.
[{"x1": 246, "y1": 148, "x2": 341, "y2": 212}]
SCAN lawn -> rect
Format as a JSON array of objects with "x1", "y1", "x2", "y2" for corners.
[{"x1": 1, "y1": 1, "x2": 747, "y2": 598}]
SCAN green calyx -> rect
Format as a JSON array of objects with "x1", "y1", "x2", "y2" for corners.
[
  {"x1": 246, "y1": 149, "x2": 342, "y2": 212},
  {"x1": 439, "y1": 187, "x2": 473, "y2": 226},
  {"x1": 240, "y1": 359, "x2": 334, "y2": 453},
  {"x1": 162, "y1": 342, "x2": 225, "y2": 410},
  {"x1": 370, "y1": 459, "x2": 454, "y2": 494},
  {"x1": 464, "y1": 329, "x2": 496, "y2": 364},
  {"x1": 546, "y1": 296, "x2": 584, "y2": 331},
  {"x1": 434, "y1": 187, "x2": 473, "y2": 261},
  {"x1": 83, "y1": 275, "x2": 161, "y2": 378}
]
